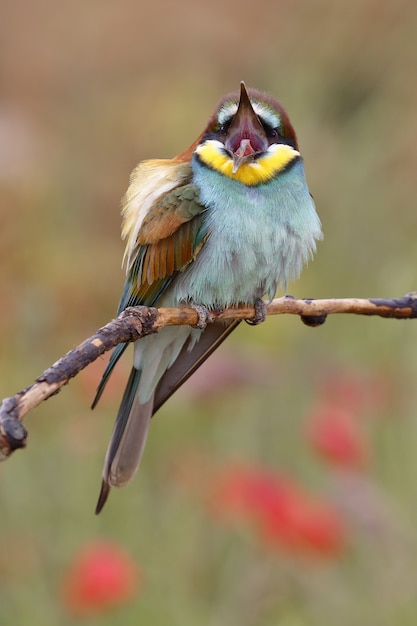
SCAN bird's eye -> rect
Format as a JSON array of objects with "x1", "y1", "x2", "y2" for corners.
[
  {"x1": 218, "y1": 122, "x2": 231, "y2": 135},
  {"x1": 260, "y1": 120, "x2": 280, "y2": 141},
  {"x1": 265, "y1": 127, "x2": 279, "y2": 140},
  {"x1": 217, "y1": 118, "x2": 232, "y2": 135}
]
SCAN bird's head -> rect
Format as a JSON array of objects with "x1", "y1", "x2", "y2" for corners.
[{"x1": 192, "y1": 82, "x2": 301, "y2": 186}]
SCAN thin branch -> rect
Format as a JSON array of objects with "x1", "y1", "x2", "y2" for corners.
[{"x1": 1, "y1": 293, "x2": 416, "y2": 460}]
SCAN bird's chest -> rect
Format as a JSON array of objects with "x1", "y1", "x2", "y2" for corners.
[{"x1": 171, "y1": 171, "x2": 294, "y2": 307}]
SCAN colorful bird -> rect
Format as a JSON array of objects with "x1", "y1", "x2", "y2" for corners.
[{"x1": 93, "y1": 82, "x2": 322, "y2": 513}]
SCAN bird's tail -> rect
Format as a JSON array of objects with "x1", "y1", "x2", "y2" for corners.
[
  {"x1": 95, "y1": 367, "x2": 153, "y2": 514},
  {"x1": 95, "y1": 323, "x2": 240, "y2": 513}
]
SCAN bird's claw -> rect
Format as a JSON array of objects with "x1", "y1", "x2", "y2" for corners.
[
  {"x1": 245, "y1": 298, "x2": 267, "y2": 326},
  {"x1": 189, "y1": 302, "x2": 214, "y2": 329}
]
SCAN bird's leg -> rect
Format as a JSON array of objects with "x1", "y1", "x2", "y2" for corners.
[
  {"x1": 189, "y1": 301, "x2": 214, "y2": 329},
  {"x1": 245, "y1": 297, "x2": 267, "y2": 326}
]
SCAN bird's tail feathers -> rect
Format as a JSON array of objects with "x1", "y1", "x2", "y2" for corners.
[{"x1": 95, "y1": 367, "x2": 153, "y2": 513}]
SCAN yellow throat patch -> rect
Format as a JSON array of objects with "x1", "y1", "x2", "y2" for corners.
[{"x1": 195, "y1": 140, "x2": 300, "y2": 186}]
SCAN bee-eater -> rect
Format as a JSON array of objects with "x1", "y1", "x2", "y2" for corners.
[{"x1": 93, "y1": 82, "x2": 322, "y2": 513}]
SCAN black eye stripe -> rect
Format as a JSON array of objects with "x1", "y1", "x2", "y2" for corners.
[
  {"x1": 212, "y1": 110, "x2": 297, "y2": 149},
  {"x1": 217, "y1": 114, "x2": 278, "y2": 134},
  {"x1": 260, "y1": 120, "x2": 279, "y2": 135}
]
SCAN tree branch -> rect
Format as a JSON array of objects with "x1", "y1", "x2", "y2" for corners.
[{"x1": 1, "y1": 293, "x2": 416, "y2": 461}]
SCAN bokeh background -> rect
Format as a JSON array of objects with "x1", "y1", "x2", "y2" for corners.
[{"x1": 1, "y1": 0, "x2": 417, "y2": 623}]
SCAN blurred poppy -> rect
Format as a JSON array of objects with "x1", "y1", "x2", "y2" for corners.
[
  {"x1": 209, "y1": 465, "x2": 346, "y2": 557},
  {"x1": 306, "y1": 405, "x2": 368, "y2": 469},
  {"x1": 61, "y1": 541, "x2": 140, "y2": 616}
]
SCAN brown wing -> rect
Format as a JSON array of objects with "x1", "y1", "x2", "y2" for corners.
[
  {"x1": 119, "y1": 165, "x2": 208, "y2": 310},
  {"x1": 93, "y1": 162, "x2": 209, "y2": 406}
]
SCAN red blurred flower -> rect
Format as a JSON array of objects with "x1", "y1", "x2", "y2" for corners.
[
  {"x1": 306, "y1": 405, "x2": 368, "y2": 469},
  {"x1": 61, "y1": 541, "x2": 140, "y2": 616},
  {"x1": 210, "y1": 466, "x2": 346, "y2": 557}
]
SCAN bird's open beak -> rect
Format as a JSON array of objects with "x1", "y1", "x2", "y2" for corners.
[{"x1": 226, "y1": 82, "x2": 268, "y2": 173}]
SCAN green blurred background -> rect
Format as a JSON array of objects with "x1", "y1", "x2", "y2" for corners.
[{"x1": 1, "y1": 0, "x2": 417, "y2": 623}]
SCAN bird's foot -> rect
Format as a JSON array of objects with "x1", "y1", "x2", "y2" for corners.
[
  {"x1": 189, "y1": 302, "x2": 214, "y2": 329},
  {"x1": 245, "y1": 298, "x2": 267, "y2": 326}
]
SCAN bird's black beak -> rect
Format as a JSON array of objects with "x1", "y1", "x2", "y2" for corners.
[{"x1": 226, "y1": 82, "x2": 268, "y2": 173}]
